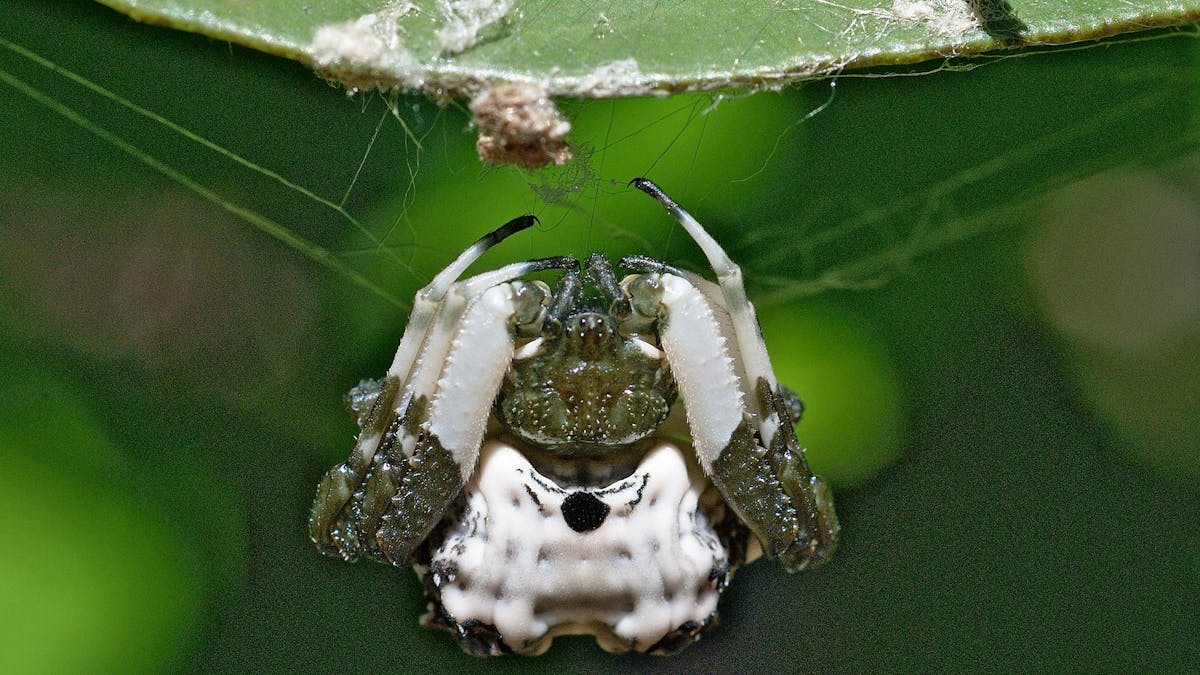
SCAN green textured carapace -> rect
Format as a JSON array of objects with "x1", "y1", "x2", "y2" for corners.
[{"x1": 497, "y1": 312, "x2": 677, "y2": 452}]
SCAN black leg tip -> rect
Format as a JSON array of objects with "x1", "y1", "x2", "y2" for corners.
[
  {"x1": 628, "y1": 177, "x2": 656, "y2": 193},
  {"x1": 629, "y1": 178, "x2": 678, "y2": 211},
  {"x1": 479, "y1": 214, "x2": 540, "y2": 249},
  {"x1": 497, "y1": 214, "x2": 539, "y2": 237}
]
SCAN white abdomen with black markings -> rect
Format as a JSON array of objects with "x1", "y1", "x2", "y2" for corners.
[{"x1": 426, "y1": 439, "x2": 729, "y2": 655}]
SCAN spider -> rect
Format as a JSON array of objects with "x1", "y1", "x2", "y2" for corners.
[{"x1": 310, "y1": 178, "x2": 839, "y2": 656}]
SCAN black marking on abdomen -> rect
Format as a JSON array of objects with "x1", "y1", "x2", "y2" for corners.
[
  {"x1": 523, "y1": 484, "x2": 543, "y2": 510},
  {"x1": 561, "y1": 491, "x2": 610, "y2": 532}
]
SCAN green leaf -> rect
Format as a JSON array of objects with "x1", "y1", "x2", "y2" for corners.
[{"x1": 97, "y1": 0, "x2": 1200, "y2": 97}]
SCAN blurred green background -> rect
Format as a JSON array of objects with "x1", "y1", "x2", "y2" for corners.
[{"x1": 1, "y1": 1, "x2": 1198, "y2": 672}]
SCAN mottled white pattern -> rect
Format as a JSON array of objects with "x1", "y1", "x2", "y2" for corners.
[
  {"x1": 430, "y1": 439, "x2": 726, "y2": 654},
  {"x1": 311, "y1": 2, "x2": 418, "y2": 74}
]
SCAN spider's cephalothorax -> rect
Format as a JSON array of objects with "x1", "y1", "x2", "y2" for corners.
[
  {"x1": 310, "y1": 179, "x2": 839, "y2": 656},
  {"x1": 496, "y1": 278, "x2": 678, "y2": 455}
]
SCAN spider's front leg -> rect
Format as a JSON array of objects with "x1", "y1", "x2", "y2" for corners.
[
  {"x1": 622, "y1": 270, "x2": 837, "y2": 572},
  {"x1": 310, "y1": 214, "x2": 564, "y2": 565},
  {"x1": 626, "y1": 179, "x2": 839, "y2": 572},
  {"x1": 312, "y1": 276, "x2": 554, "y2": 565},
  {"x1": 372, "y1": 277, "x2": 556, "y2": 563}
]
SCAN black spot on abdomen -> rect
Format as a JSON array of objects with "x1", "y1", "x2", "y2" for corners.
[{"x1": 561, "y1": 491, "x2": 610, "y2": 532}]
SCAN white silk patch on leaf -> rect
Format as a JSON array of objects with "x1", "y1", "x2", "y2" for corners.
[
  {"x1": 311, "y1": 2, "x2": 418, "y2": 71},
  {"x1": 437, "y1": 0, "x2": 514, "y2": 54},
  {"x1": 890, "y1": 0, "x2": 981, "y2": 38},
  {"x1": 559, "y1": 58, "x2": 658, "y2": 98}
]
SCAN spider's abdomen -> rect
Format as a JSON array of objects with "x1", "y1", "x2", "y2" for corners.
[
  {"x1": 423, "y1": 439, "x2": 729, "y2": 655},
  {"x1": 495, "y1": 312, "x2": 677, "y2": 452}
]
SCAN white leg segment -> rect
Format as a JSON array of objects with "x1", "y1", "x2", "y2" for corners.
[
  {"x1": 632, "y1": 180, "x2": 783, "y2": 445},
  {"x1": 427, "y1": 283, "x2": 519, "y2": 480},
  {"x1": 665, "y1": 267, "x2": 751, "y2": 403},
  {"x1": 655, "y1": 273, "x2": 745, "y2": 473},
  {"x1": 405, "y1": 262, "x2": 550, "y2": 409}
]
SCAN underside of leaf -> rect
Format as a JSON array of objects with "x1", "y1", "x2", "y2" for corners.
[{"x1": 97, "y1": 0, "x2": 1200, "y2": 99}]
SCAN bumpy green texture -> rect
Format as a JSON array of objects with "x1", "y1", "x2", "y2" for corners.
[
  {"x1": 709, "y1": 385, "x2": 839, "y2": 573},
  {"x1": 311, "y1": 386, "x2": 471, "y2": 566},
  {"x1": 309, "y1": 376, "x2": 404, "y2": 561},
  {"x1": 95, "y1": 0, "x2": 1200, "y2": 97},
  {"x1": 496, "y1": 312, "x2": 677, "y2": 452}
]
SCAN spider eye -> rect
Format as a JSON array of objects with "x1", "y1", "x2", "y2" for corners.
[{"x1": 564, "y1": 312, "x2": 617, "y2": 357}]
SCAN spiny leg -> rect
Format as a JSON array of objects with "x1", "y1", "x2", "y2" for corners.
[
  {"x1": 627, "y1": 179, "x2": 839, "y2": 570},
  {"x1": 618, "y1": 271, "x2": 796, "y2": 551},
  {"x1": 623, "y1": 269, "x2": 836, "y2": 571},
  {"x1": 317, "y1": 285, "x2": 476, "y2": 563},
  {"x1": 373, "y1": 277, "x2": 553, "y2": 564},
  {"x1": 310, "y1": 216, "x2": 541, "y2": 561},
  {"x1": 325, "y1": 262, "x2": 566, "y2": 564},
  {"x1": 326, "y1": 255, "x2": 574, "y2": 564},
  {"x1": 630, "y1": 179, "x2": 776, "y2": 428}
]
